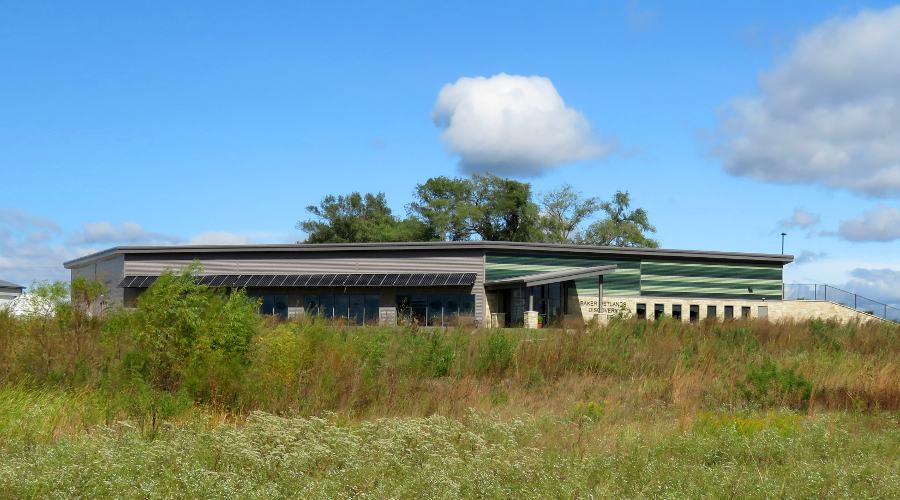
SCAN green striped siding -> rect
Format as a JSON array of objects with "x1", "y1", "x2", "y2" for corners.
[
  {"x1": 485, "y1": 253, "x2": 784, "y2": 300},
  {"x1": 486, "y1": 253, "x2": 640, "y2": 296},
  {"x1": 640, "y1": 261, "x2": 782, "y2": 300}
]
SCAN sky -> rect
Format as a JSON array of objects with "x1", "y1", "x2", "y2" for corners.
[{"x1": 2, "y1": 1, "x2": 900, "y2": 306}]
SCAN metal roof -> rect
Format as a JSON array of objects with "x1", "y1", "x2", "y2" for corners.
[
  {"x1": 119, "y1": 272, "x2": 478, "y2": 289},
  {"x1": 485, "y1": 265, "x2": 618, "y2": 289},
  {"x1": 0, "y1": 279, "x2": 24, "y2": 290},
  {"x1": 65, "y1": 241, "x2": 794, "y2": 268}
]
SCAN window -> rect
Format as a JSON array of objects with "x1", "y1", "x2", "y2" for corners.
[
  {"x1": 427, "y1": 296, "x2": 443, "y2": 326},
  {"x1": 365, "y1": 295, "x2": 380, "y2": 324},
  {"x1": 689, "y1": 305, "x2": 699, "y2": 323},
  {"x1": 334, "y1": 295, "x2": 350, "y2": 320},
  {"x1": 304, "y1": 295, "x2": 320, "y2": 316},
  {"x1": 758, "y1": 306, "x2": 769, "y2": 319},
  {"x1": 636, "y1": 303, "x2": 647, "y2": 320},
  {"x1": 396, "y1": 294, "x2": 476, "y2": 326},
  {"x1": 260, "y1": 294, "x2": 289, "y2": 319},
  {"x1": 303, "y1": 294, "x2": 380, "y2": 325},
  {"x1": 741, "y1": 306, "x2": 751, "y2": 319},
  {"x1": 707, "y1": 305, "x2": 717, "y2": 319},
  {"x1": 654, "y1": 304, "x2": 665, "y2": 320},
  {"x1": 671, "y1": 304, "x2": 682, "y2": 321},
  {"x1": 724, "y1": 305, "x2": 734, "y2": 320}
]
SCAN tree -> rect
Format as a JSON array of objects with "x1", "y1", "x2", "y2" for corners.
[
  {"x1": 468, "y1": 174, "x2": 541, "y2": 242},
  {"x1": 538, "y1": 184, "x2": 599, "y2": 243},
  {"x1": 299, "y1": 192, "x2": 430, "y2": 243},
  {"x1": 409, "y1": 176, "x2": 474, "y2": 241},
  {"x1": 577, "y1": 191, "x2": 658, "y2": 248},
  {"x1": 410, "y1": 174, "x2": 541, "y2": 242}
]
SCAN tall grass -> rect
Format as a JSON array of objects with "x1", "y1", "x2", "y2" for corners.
[{"x1": 1, "y1": 278, "x2": 898, "y2": 496}]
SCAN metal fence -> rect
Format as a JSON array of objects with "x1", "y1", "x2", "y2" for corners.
[{"x1": 783, "y1": 284, "x2": 900, "y2": 323}]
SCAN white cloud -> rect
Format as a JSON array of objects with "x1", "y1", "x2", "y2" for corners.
[
  {"x1": 715, "y1": 6, "x2": 900, "y2": 197},
  {"x1": 779, "y1": 208, "x2": 820, "y2": 229},
  {"x1": 432, "y1": 73, "x2": 612, "y2": 176},
  {"x1": 188, "y1": 231, "x2": 253, "y2": 245},
  {"x1": 837, "y1": 206, "x2": 900, "y2": 242},
  {"x1": 844, "y1": 268, "x2": 900, "y2": 308},
  {"x1": 69, "y1": 221, "x2": 181, "y2": 245},
  {"x1": 0, "y1": 209, "x2": 74, "y2": 285}
]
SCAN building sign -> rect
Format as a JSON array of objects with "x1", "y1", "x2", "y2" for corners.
[{"x1": 579, "y1": 298, "x2": 633, "y2": 319}]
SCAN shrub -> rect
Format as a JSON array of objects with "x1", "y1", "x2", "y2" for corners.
[
  {"x1": 476, "y1": 330, "x2": 516, "y2": 376},
  {"x1": 129, "y1": 265, "x2": 260, "y2": 401},
  {"x1": 741, "y1": 359, "x2": 813, "y2": 410}
]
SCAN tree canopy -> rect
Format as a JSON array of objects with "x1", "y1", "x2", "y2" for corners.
[
  {"x1": 298, "y1": 178, "x2": 659, "y2": 248},
  {"x1": 298, "y1": 192, "x2": 429, "y2": 243},
  {"x1": 577, "y1": 191, "x2": 659, "y2": 248}
]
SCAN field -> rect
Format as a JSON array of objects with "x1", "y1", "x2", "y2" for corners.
[{"x1": 0, "y1": 276, "x2": 898, "y2": 498}]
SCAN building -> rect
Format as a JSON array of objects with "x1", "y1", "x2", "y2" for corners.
[
  {"x1": 72, "y1": 241, "x2": 879, "y2": 325},
  {"x1": 0, "y1": 279, "x2": 25, "y2": 311}
]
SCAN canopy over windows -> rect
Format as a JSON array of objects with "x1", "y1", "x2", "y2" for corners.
[{"x1": 484, "y1": 265, "x2": 616, "y2": 290}]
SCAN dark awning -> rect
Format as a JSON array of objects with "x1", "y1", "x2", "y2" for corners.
[
  {"x1": 484, "y1": 265, "x2": 617, "y2": 290},
  {"x1": 118, "y1": 272, "x2": 478, "y2": 289}
]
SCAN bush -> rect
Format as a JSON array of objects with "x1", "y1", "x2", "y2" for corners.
[
  {"x1": 741, "y1": 359, "x2": 813, "y2": 410},
  {"x1": 127, "y1": 265, "x2": 260, "y2": 402}
]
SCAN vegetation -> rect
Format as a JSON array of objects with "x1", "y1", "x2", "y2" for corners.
[
  {"x1": 299, "y1": 173, "x2": 658, "y2": 246},
  {"x1": 0, "y1": 277, "x2": 897, "y2": 497}
]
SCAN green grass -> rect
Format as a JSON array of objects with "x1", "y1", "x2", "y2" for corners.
[
  {"x1": 1, "y1": 288, "x2": 899, "y2": 497},
  {"x1": 0, "y1": 409, "x2": 896, "y2": 498}
]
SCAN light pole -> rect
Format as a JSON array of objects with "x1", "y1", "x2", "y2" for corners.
[{"x1": 781, "y1": 232, "x2": 787, "y2": 254}]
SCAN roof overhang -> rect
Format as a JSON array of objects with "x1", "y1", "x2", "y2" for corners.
[
  {"x1": 64, "y1": 241, "x2": 794, "y2": 269},
  {"x1": 485, "y1": 265, "x2": 617, "y2": 290}
]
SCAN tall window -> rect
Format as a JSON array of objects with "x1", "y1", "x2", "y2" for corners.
[
  {"x1": 707, "y1": 305, "x2": 717, "y2": 319},
  {"x1": 636, "y1": 303, "x2": 647, "y2": 320},
  {"x1": 304, "y1": 294, "x2": 380, "y2": 325},
  {"x1": 671, "y1": 304, "x2": 682, "y2": 321},
  {"x1": 741, "y1": 306, "x2": 751, "y2": 319},
  {"x1": 260, "y1": 294, "x2": 289, "y2": 319},
  {"x1": 527, "y1": 282, "x2": 569, "y2": 326},
  {"x1": 724, "y1": 305, "x2": 734, "y2": 320},
  {"x1": 654, "y1": 304, "x2": 665, "y2": 320},
  {"x1": 397, "y1": 294, "x2": 476, "y2": 326},
  {"x1": 689, "y1": 305, "x2": 699, "y2": 323}
]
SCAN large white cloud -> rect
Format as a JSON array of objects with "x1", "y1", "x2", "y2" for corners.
[
  {"x1": 432, "y1": 73, "x2": 612, "y2": 176},
  {"x1": 715, "y1": 6, "x2": 900, "y2": 197},
  {"x1": 837, "y1": 205, "x2": 900, "y2": 242}
]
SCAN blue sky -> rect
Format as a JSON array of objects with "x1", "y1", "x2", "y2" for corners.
[{"x1": 2, "y1": 1, "x2": 900, "y2": 305}]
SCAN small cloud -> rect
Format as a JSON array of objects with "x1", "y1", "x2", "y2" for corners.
[
  {"x1": 188, "y1": 231, "x2": 253, "y2": 245},
  {"x1": 837, "y1": 206, "x2": 900, "y2": 242},
  {"x1": 779, "y1": 208, "x2": 821, "y2": 229},
  {"x1": 793, "y1": 250, "x2": 827, "y2": 265},
  {"x1": 68, "y1": 221, "x2": 181, "y2": 245},
  {"x1": 432, "y1": 73, "x2": 613, "y2": 176}
]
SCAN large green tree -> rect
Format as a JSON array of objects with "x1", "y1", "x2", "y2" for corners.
[
  {"x1": 299, "y1": 192, "x2": 429, "y2": 243},
  {"x1": 410, "y1": 174, "x2": 541, "y2": 242},
  {"x1": 538, "y1": 184, "x2": 599, "y2": 243},
  {"x1": 409, "y1": 176, "x2": 474, "y2": 241},
  {"x1": 577, "y1": 191, "x2": 659, "y2": 248}
]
